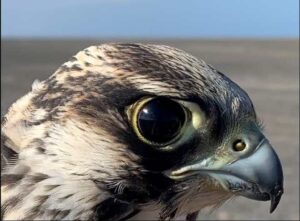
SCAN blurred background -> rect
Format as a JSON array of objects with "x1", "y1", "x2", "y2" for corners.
[{"x1": 1, "y1": 0, "x2": 299, "y2": 220}]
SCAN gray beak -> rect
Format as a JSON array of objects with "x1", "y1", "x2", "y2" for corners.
[
  {"x1": 167, "y1": 138, "x2": 284, "y2": 213},
  {"x1": 221, "y1": 139, "x2": 284, "y2": 213}
]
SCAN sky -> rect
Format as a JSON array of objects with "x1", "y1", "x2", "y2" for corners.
[{"x1": 2, "y1": 0, "x2": 299, "y2": 38}]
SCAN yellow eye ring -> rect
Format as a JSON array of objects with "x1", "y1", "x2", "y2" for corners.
[
  {"x1": 131, "y1": 97, "x2": 154, "y2": 145},
  {"x1": 128, "y1": 97, "x2": 187, "y2": 147}
]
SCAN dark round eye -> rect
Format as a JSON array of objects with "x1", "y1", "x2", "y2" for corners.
[{"x1": 136, "y1": 97, "x2": 186, "y2": 145}]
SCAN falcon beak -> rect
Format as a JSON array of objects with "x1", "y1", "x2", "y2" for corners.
[
  {"x1": 167, "y1": 139, "x2": 284, "y2": 213},
  {"x1": 220, "y1": 139, "x2": 284, "y2": 213}
]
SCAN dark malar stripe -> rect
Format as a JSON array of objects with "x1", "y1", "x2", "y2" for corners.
[{"x1": 1, "y1": 174, "x2": 24, "y2": 186}]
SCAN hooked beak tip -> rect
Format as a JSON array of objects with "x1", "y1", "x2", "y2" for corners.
[{"x1": 269, "y1": 185, "x2": 284, "y2": 213}]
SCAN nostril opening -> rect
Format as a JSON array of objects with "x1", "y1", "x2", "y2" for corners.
[{"x1": 232, "y1": 139, "x2": 246, "y2": 151}]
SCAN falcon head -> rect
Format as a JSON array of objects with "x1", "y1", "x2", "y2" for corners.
[{"x1": 1, "y1": 43, "x2": 283, "y2": 220}]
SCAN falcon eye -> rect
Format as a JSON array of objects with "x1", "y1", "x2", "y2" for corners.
[
  {"x1": 233, "y1": 139, "x2": 246, "y2": 151},
  {"x1": 132, "y1": 97, "x2": 187, "y2": 146}
]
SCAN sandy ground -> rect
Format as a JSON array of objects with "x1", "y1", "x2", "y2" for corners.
[{"x1": 1, "y1": 39, "x2": 299, "y2": 220}]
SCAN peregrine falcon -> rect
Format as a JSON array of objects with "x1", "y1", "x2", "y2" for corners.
[{"x1": 1, "y1": 43, "x2": 283, "y2": 220}]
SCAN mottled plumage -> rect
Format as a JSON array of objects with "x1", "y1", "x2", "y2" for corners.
[{"x1": 1, "y1": 43, "x2": 283, "y2": 220}]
